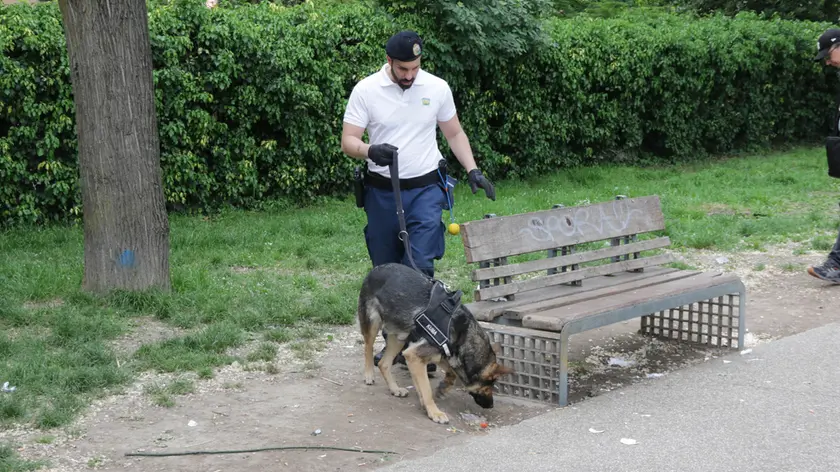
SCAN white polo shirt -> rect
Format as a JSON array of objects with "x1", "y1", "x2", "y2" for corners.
[{"x1": 343, "y1": 64, "x2": 457, "y2": 179}]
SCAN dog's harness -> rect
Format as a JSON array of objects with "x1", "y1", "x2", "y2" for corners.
[{"x1": 412, "y1": 280, "x2": 462, "y2": 357}]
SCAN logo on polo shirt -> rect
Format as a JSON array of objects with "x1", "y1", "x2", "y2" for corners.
[{"x1": 422, "y1": 97, "x2": 430, "y2": 106}]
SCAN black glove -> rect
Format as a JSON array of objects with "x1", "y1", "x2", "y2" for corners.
[
  {"x1": 468, "y1": 169, "x2": 495, "y2": 201},
  {"x1": 368, "y1": 143, "x2": 398, "y2": 167}
]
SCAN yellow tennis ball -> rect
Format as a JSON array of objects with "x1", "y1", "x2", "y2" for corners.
[{"x1": 448, "y1": 223, "x2": 460, "y2": 235}]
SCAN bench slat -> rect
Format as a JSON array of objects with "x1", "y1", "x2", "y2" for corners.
[
  {"x1": 521, "y1": 272, "x2": 738, "y2": 332},
  {"x1": 465, "y1": 266, "x2": 680, "y2": 321},
  {"x1": 503, "y1": 269, "x2": 703, "y2": 319},
  {"x1": 474, "y1": 253, "x2": 674, "y2": 301},
  {"x1": 471, "y1": 236, "x2": 671, "y2": 281},
  {"x1": 461, "y1": 196, "x2": 665, "y2": 263}
]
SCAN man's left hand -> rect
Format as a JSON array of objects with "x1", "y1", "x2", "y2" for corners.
[{"x1": 468, "y1": 169, "x2": 495, "y2": 201}]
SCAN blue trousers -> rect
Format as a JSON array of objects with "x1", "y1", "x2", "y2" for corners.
[{"x1": 363, "y1": 183, "x2": 447, "y2": 278}]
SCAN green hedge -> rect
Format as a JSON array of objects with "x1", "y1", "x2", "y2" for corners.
[
  {"x1": 675, "y1": 0, "x2": 840, "y2": 22},
  {"x1": 0, "y1": 0, "x2": 836, "y2": 227},
  {"x1": 488, "y1": 11, "x2": 839, "y2": 174}
]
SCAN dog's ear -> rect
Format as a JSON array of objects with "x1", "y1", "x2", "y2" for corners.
[
  {"x1": 487, "y1": 362, "x2": 514, "y2": 380},
  {"x1": 495, "y1": 362, "x2": 514, "y2": 377}
]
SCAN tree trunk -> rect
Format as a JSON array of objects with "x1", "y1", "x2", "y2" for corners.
[{"x1": 58, "y1": 0, "x2": 170, "y2": 293}]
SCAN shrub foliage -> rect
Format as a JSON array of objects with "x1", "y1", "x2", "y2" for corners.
[
  {"x1": 677, "y1": 0, "x2": 839, "y2": 22},
  {"x1": 0, "y1": 0, "x2": 835, "y2": 226}
]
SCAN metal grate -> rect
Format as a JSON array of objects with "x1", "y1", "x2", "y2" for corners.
[
  {"x1": 640, "y1": 293, "x2": 743, "y2": 349},
  {"x1": 478, "y1": 291, "x2": 743, "y2": 405},
  {"x1": 479, "y1": 323, "x2": 564, "y2": 404}
]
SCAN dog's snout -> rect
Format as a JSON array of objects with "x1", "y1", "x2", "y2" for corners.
[{"x1": 470, "y1": 391, "x2": 494, "y2": 409}]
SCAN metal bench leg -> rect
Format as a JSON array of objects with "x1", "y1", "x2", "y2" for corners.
[
  {"x1": 558, "y1": 331, "x2": 570, "y2": 407},
  {"x1": 737, "y1": 283, "x2": 746, "y2": 349},
  {"x1": 637, "y1": 281, "x2": 747, "y2": 349}
]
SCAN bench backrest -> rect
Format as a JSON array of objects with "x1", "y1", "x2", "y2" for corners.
[{"x1": 460, "y1": 195, "x2": 674, "y2": 301}]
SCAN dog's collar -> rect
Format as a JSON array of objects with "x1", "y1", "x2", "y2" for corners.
[{"x1": 412, "y1": 280, "x2": 461, "y2": 357}]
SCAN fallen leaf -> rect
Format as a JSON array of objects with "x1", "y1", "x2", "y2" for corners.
[
  {"x1": 589, "y1": 428, "x2": 604, "y2": 434},
  {"x1": 620, "y1": 438, "x2": 638, "y2": 445}
]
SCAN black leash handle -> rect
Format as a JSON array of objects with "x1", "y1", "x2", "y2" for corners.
[{"x1": 389, "y1": 153, "x2": 423, "y2": 274}]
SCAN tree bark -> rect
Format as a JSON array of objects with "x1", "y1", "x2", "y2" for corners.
[{"x1": 58, "y1": 0, "x2": 170, "y2": 293}]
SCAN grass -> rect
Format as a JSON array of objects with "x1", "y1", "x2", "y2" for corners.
[
  {"x1": 143, "y1": 378, "x2": 195, "y2": 408},
  {"x1": 0, "y1": 145, "x2": 839, "y2": 439},
  {"x1": 0, "y1": 443, "x2": 45, "y2": 471}
]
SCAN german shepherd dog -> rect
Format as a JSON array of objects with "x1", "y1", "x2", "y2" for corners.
[{"x1": 357, "y1": 262, "x2": 514, "y2": 424}]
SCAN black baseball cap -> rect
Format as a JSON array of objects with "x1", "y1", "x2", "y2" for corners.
[
  {"x1": 815, "y1": 28, "x2": 840, "y2": 61},
  {"x1": 385, "y1": 30, "x2": 423, "y2": 62}
]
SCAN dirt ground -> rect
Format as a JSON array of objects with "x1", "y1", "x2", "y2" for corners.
[{"x1": 2, "y1": 242, "x2": 839, "y2": 472}]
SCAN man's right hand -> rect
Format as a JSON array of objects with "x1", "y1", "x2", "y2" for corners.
[{"x1": 368, "y1": 143, "x2": 398, "y2": 167}]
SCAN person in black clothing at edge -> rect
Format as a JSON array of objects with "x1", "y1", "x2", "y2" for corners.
[
  {"x1": 809, "y1": 28, "x2": 840, "y2": 284},
  {"x1": 340, "y1": 31, "x2": 497, "y2": 371}
]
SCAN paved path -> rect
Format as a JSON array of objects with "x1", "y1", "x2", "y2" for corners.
[{"x1": 380, "y1": 323, "x2": 840, "y2": 471}]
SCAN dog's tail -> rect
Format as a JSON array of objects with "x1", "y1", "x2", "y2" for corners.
[
  {"x1": 357, "y1": 293, "x2": 370, "y2": 337},
  {"x1": 357, "y1": 281, "x2": 383, "y2": 385},
  {"x1": 357, "y1": 280, "x2": 378, "y2": 338}
]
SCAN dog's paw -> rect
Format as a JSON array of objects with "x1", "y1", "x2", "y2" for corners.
[
  {"x1": 427, "y1": 409, "x2": 449, "y2": 424},
  {"x1": 364, "y1": 371, "x2": 375, "y2": 385},
  {"x1": 390, "y1": 387, "x2": 410, "y2": 397}
]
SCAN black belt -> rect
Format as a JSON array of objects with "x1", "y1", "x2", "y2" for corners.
[{"x1": 364, "y1": 168, "x2": 439, "y2": 190}]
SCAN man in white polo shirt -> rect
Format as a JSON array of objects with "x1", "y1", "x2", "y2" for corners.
[{"x1": 341, "y1": 30, "x2": 496, "y2": 368}]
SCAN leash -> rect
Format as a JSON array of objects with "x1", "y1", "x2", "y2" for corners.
[
  {"x1": 386, "y1": 153, "x2": 459, "y2": 357},
  {"x1": 388, "y1": 155, "x2": 459, "y2": 275},
  {"x1": 125, "y1": 445, "x2": 398, "y2": 457},
  {"x1": 388, "y1": 155, "x2": 424, "y2": 275}
]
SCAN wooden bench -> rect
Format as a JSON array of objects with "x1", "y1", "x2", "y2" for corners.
[{"x1": 459, "y1": 195, "x2": 746, "y2": 406}]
